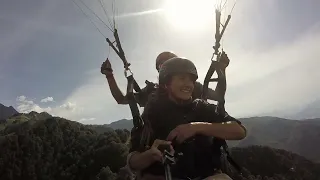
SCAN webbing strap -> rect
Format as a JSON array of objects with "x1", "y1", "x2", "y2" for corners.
[
  {"x1": 126, "y1": 75, "x2": 143, "y2": 129},
  {"x1": 106, "y1": 28, "x2": 143, "y2": 130},
  {"x1": 222, "y1": 143, "x2": 242, "y2": 172},
  {"x1": 133, "y1": 80, "x2": 142, "y2": 93},
  {"x1": 200, "y1": 9, "x2": 242, "y2": 175},
  {"x1": 106, "y1": 29, "x2": 142, "y2": 93}
]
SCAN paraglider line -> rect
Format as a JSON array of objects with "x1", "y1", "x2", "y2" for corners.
[
  {"x1": 77, "y1": 0, "x2": 114, "y2": 32},
  {"x1": 98, "y1": 0, "x2": 115, "y2": 30},
  {"x1": 231, "y1": 0, "x2": 238, "y2": 14},
  {"x1": 107, "y1": 45, "x2": 111, "y2": 59},
  {"x1": 221, "y1": 0, "x2": 228, "y2": 11},
  {"x1": 112, "y1": 0, "x2": 117, "y2": 29},
  {"x1": 71, "y1": 0, "x2": 107, "y2": 38}
]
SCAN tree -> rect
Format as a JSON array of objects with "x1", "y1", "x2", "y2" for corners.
[{"x1": 96, "y1": 166, "x2": 116, "y2": 180}]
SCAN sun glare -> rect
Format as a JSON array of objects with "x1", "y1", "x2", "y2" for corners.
[{"x1": 163, "y1": 0, "x2": 217, "y2": 31}]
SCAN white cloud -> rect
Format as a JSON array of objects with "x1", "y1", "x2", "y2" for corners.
[
  {"x1": 54, "y1": 74, "x2": 134, "y2": 124},
  {"x1": 79, "y1": 117, "x2": 96, "y2": 122},
  {"x1": 15, "y1": 95, "x2": 83, "y2": 121},
  {"x1": 16, "y1": 95, "x2": 52, "y2": 113},
  {"x1": 60, "y1": 102, "x2": 76, "y2": 111},
  {"x1": 16, "y1": 95, "x2": 26, "y2": 102},
  {"x1": 15, "y1": 93, "x2": 112, "y2": 123},
  {"x1": 40, "y1": 97, "x2": 54, "y2": 103}
]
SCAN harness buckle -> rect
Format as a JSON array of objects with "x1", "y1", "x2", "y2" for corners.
[{"x1": 124, "y1": 68, "x2": 133, "y2": 78}]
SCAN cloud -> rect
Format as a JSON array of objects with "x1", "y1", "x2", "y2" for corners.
[
  {"x1": 223, "y1": 23, "x2": 320, "y2": 118},
  {"x1": 60, "y1": 102, "x2": 76, "y2": 111},
  {"x1": 16, "y1": 95, "x2": 27, "y2": 102},
  {"x1": 54, "y1": 74, "x2": 134, "y2": 124},
  {"x1": 79, "y1": 117, "x2": 96, "y2": 122},
  {"x1": 16, "y1": 95, "x2": 52, "y2": 113},
  {"x1": 40, "y1": 97, "x2": 54, "y2": 103},
  {"x1": 15, "y1": 95, "x2": 84, "y2": 121},
  {"x1": 116, "y1": 8, "x2": 163, "y2": 19}
]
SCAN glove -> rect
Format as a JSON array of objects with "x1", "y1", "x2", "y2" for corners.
[
  {"x1": 220, "y1": 51, "x2": 230, "y2": 69},
  {"x1": 101, "y1": 58, "x2": 114, "y2": 77}
]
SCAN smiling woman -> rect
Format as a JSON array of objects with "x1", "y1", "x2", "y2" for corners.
[{"x1": 163, "y1": 0, "x2": 218, "y2": 31}]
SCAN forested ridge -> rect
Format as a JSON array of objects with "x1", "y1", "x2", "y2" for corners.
[{"x1": 0, "y1": 112, "x2": 319, "y2": 180}]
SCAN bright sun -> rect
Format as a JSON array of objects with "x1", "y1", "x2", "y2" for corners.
[{"x1": 163, "y1": 0, "x2": 218, "y2": 31}]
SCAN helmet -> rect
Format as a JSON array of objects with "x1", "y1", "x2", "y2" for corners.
[
  {"x1": 159, "y1": 57, "x2": 198, "y2": 84},
  {"x1": 156, "y1": 51, "x2": 178, "y2": 71}
]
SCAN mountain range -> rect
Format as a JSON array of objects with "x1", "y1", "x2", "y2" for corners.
[
  {"x1": 0, "y1": 103, "x2": 18, "y2": 121},
  {"x1": 1, "y1": 103, "x2": 320, "y2": 163},
  {"x1": 105, "y1": 116, "x2": 320, "y2": 163}
]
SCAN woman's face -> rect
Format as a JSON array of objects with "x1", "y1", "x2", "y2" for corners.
[{"x1": 167, "y1": 73, "x2": 195, "y2": 100}]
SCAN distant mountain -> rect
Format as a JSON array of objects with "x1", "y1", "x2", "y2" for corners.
[
  {"x1": 106, "y1": 116, "x2": 320, "y2": 163},
  {"x1": 105, "y1": 119, "x2": 133, "y2": 130},
  {"x1": 230, "y1": 117, "x2": 320, "y2": 162},
  {"x1": 83, "y1": 119, "x2": 132, "y2": 134},
  {"x1": 86, "y1": 124, "x2": 114, "y2": 134},
  {"x1": 0, "y1": 103, "x2": 18, "y2": 121},
  {"x1": 290, "y1": 100, "x2": 320, "y2": 119}
]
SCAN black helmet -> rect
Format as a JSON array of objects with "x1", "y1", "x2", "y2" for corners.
[
  {"x1": 159, "y1": 57, "x2": 198, "y2": 84},
  {"x1": 156, "y1": 51, "x2": 178, "y2": 71}
]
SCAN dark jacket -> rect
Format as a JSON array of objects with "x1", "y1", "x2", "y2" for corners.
[
  {"x1": 133, "y1": 81, "x2": 218, "y2": 107},
  {"x1": 129, "y1": 93, "x2": 241, "y2": 179}
]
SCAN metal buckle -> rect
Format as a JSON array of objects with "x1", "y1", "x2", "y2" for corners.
[{"x1": 124, "y1": 68, "x2": 133, "y2": 78}]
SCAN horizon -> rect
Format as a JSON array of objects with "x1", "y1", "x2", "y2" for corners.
[{"x1": 1, "y1": 102, "x2": 318, "y2": 125}]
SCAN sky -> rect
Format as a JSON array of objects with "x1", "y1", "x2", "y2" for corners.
[{"x1": 1, "y1": 0, "x2": 320, "y2": 124}]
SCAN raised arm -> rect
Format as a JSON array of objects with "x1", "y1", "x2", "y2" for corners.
[
  {"x1": 101, "y1": 59, "x2": 155, "y2": 107},
  {"x1": 195, "y1": 82, "x2": 221, "y2": 101},
  {"x1": 101, "y1": 59, "x2": 129, "y2": 104},
  {"x1": 201, "y1": 51, "x2": 230, "y2": 102}
]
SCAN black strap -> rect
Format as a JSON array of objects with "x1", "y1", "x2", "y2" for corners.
[
  {"x1": 106, "y1": 28, "x2": 143, "y2": 130},
  {"x1": 133, "y1": 79, "x2": 142, "y2": 93},
  {"x1": 106, "y1": 29, "x2": 142, "y2": 94},
  {"x1": 126, "y1": 74, "x2": 143, "y2": 129},
  {"x1": 222, "y1": 143, "x2": 242, "y2": 172},
  {"x1": 201, "y1": 9, "x2": 242, "y2": 174}
]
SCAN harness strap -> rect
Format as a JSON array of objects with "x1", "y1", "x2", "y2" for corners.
[
  {"x1": 200, "y1": 9, "x2": 242, "y2": 175},
  {"x1": 106, "y1": 28, "x2": 143, "y2": 131},
  {"x1": 106, "y1": 29, "x2": 142, "y2": 94},
  {"x1": 222, "y1": 143, "x2": 242, "y2": 172},
  {"x1": 126, "y1": 74, "x2": 143, "y2": 129}
]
